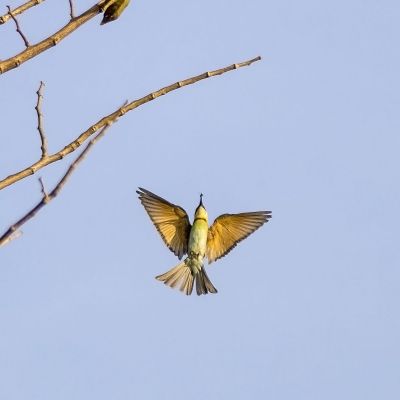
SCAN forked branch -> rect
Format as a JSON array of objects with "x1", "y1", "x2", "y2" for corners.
[
  {"x1": 0, "y1": 56, "x2": 262, "y2": 191},
  {"x1": 0, "y1": 0, "x2": 45, "y2": 25},
  {"x1": 0, "y1": 1, "x2": 109, "y2": 75},
  {"x1": 6, "y1": 6, "x2": 30, "y2": 47},
  {"x1": 0, "y1": 124, "x2": 113, "y2": 247}
]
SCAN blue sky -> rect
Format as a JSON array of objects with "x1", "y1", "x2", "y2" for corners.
[{"x1": 1, "y1": 0, "x2": 399, "y2": 399}]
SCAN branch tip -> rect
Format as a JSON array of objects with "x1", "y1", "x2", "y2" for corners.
[
  {"x1": 38, "y1": 177, "x2": 48, "y2": 198},
  {"x1": 0, "y1": 56, "x2": 261, "y2": 191},
  {"x1": 35, "y1": 82, "x2": 48, "y2": 158}
]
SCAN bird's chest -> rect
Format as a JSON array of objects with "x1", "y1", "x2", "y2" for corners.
[{"x1": 188, "y1": 219, "x2": 208, "y2": 256}]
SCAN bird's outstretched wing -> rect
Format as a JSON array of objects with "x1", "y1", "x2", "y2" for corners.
[
  {"x1": 206, "y1": 211, "x2": 271, "y2": 263},
  {"x1": 137, "y1": 188, "x2": 191, "y2": 259}
]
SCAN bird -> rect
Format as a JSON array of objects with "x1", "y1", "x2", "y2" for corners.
[
  {"x1": 137, "y1": 187, "x2": 272, "y2": 295},
  {"x1": 100, "y1": 0, "x2": 130, "y2": 25}
]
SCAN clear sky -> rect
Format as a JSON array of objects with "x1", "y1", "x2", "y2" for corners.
[{"x1": 1, "y1": 0, "x2": 399, "y2": 399}]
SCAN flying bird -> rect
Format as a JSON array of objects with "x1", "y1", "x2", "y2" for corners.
[
  {"x1": 137, "y1": 188, "x2": 272, "y2": 295},
  {"x1": 100, "y1": 0, "x2": 130, "y2": 25}
]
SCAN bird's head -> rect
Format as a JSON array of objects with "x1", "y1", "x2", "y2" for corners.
[{"x1": 195, "y1": 193, "x2": 208, "y2": 220}]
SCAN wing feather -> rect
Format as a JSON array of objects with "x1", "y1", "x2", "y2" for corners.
[
  {"x1": 137, "y1": 188, "x2": 191, "y2": 259},
  {"x1": 206, "y1": 211, "x2": 271, "y2": 263}
]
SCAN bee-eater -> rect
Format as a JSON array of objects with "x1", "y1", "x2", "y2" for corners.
[
  {"x1": 137, "y1": 188, "x2": 272, "y2": 295},
  {"x1": 100, "y1": 0, "x2": 130, "y2": 25}
]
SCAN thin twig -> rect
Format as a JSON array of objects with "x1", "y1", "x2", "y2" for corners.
[
  {"x1": 0, "y1": 0, "x2": 45, "y2": 25},
  {"x1": 38, "y1": 177, "x2": 47, "y2": 199},
  {"x1": 35, "y1": 81, "x2": 48, "y2": 158},
  {"x1": 0, "y1": 56, "x2": 262, "y2": 191},
  {"x1": 0, "y1": 123, "x2": 114, "y2": 247},
  {"x1": 0, "y1": 1, "x2": 109, "y2": 75},
  {"x1": 7, "y1": 6, "x2": 30, "y2": 47},
  {"x1": 68, "y1": 0, "x2": 75, "y2": 19}
]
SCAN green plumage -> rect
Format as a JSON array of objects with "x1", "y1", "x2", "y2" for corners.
[
  {"x1": 100, "y1": 0, "x2": 130, "y2": 25},
  {"x1": 136, "y1": 188, "x2": 271, "y2": 295}
]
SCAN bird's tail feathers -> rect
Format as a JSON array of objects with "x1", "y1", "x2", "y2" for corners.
[
  {"x1": 156, "y1": 261, "x2": 194, "y2": 295},
  {"x1": 195, "y1": 267, "x2": 218, "y2": 295},
  {"x1": 156, "y1": 259, "x2": 217, "y2": 296}
]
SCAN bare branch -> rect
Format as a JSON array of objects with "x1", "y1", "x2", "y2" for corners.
[
  {"x1": 50, "y1": 125, "x2": 109, "y2": 198},
  {"x1": 0, "y1": 123, "x2": 113, "y2": 247},
  {"x1": 0, "y1": 56, "x2": 262, "y2": 191},
  {"x1": 68, "y1": 0, "x2": 75, "y2": 19},
  {"x1": 0, "y1": 1, "x2": 109, "y2": 75},
  {"x1": 0, "y1": 230, "x2": 22, "y2": 247},
  {"x1": 38, "y1": 177, "x2": 47, "y2": 199},
  {"x1": 0, "y1": 0, "x2": 45, "y2": 25},
  {"x1": 35, "y1": 81, "x2": 48, "y2": 158},
  {"x1": 7, "y1": 6, "x2": 30, "y2": 47}
]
